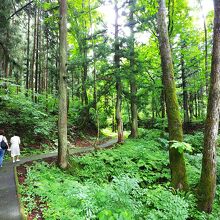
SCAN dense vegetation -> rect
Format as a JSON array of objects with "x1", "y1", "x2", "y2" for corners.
[
  {"x1": 1, "y1": 0, "x2": 220, "y2": 218},
  {"x1": 20, "y1": 130, "x2": 220, "y2": 219}
]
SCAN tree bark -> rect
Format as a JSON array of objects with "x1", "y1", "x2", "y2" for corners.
[
  {"x1": 4, "y1": 54, "x2": 9, "y2": 78},
  {"x1": 82, "y1": 47, "x2": 88, "y2": 106},
  {"x1": 38, "y1": 10, "x2": 42, "y2": 95},
  {"x1": 198, "y1": 0, "x2": 209, "y2": 96},
  {"x1": 157, "y1": 0, "x2": 188, "y2": 190},
  {"x1": 129, "y1": 0, "x2": 138, "y2": 138},
  {"x1": 180, "y1": 44, "x2": 189, "y2": 123},
  {"x1": 45, "y1": 27, "x2": 49, "y2": 112},
  {"x1": 25, "y1": 6, "x2": 30, "y2": 96},
  {"x1": 58, "y1": 0, "x2": 68, "y2": 169},
  {"x1": 89, "y1": 0, "x2": 99, "y2": 142},
  {"x1": 34, "y1": 7, "x2": 40, "y2": 103},
  {"x1": 189, "y1": 92, "x2": 194, "y2": 121},
  {"x1": 114, "y1": 0, "x2": 123, "y2": 143},
  {"x1": 160, "y1": 88, "x2": 166, "y2": 118},
  {"x1": 198, "y1": 0, "x2": 220, "y2": 212},
  {"x1": 81, "y1": 0, "x2": 89, "y2": 107},
  {"x1": 31, "y1": 8, "x2": 37, "y2": 101}
]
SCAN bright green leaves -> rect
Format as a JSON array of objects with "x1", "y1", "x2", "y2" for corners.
[
  {"x1": 98, "y1": 209, "x2": 133, "y2": 220},
  {"x1": 146, "y1": 186, "x2": 189, "y2": 220},
  {"x1": 170, "y1": 140, "x2": 193, "y2": 154}
]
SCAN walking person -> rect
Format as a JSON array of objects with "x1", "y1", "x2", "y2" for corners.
[
  {"x1": 10, "y1": 133, "x2": 21, "y2": 163},
  {"x1": 0, "y1": 129, "x2": 9, "y2": 167}
]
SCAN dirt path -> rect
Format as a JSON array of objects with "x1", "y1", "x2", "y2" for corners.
[{"x1": 0, "y1": 139, "x2": 118, "y2": 220}]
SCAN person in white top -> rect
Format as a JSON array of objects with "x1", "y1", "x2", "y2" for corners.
[
  {"x1": 0, "y1": 129, "x2": 9, "y2": 167},
  {"x1": 10, "y1": 133, "x2": 21, "y2": 163}
]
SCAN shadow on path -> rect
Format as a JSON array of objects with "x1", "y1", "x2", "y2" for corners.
[{"x1": 0, "y1": 138, "x2": 118, "y2": 220}]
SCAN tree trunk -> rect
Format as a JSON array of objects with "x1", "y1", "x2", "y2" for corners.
[
  {"x1": 82, "y1": 47, "x2": 88, "y2": 106},
  {"x1": 198, "y1": 0, "x2": 209, "y2": 96},
  {"x1": 9, "y1": 62, "x2": 12, "y2": 77},
  {"x1": 112, "y1": 94, "x2": 116, "y2": 132},
  {"x1": 81, "y1": 0, "x2": 88, "y2": 107},
  {"x1": 58, "y1": 0, "x2": 68, "y2": 169},
  {"x1": 157, "y1": 0, "x2": 188, "y2": 190},
  {"x1": 34, "y1": 8, "x2": 40, "y2": 103},
  {"x1": 180, "y1": 45, "x2": 189, "y2": 123},
  {"x1": 160, "y1": 88, "x2": 166, "y2": 118},
  {"x1": 4, "y1": 55, "x2": 9, "y2": 78},
  {"x1": 114, "y1": 0, "x2": 123, "y2": 143},
  {"x1": 38, "y1": 11, "x2": 42, "y2": 96},
  {"x1": 26, "y1": 6, "x2": 30, "y2": 96},
  {"x1": 198, "y1": 0, "x2": 220, "y2": 212},
  {"x1": 194, "y1": 93, "x2": 198, "y2": 118},
  {"x1": 129, "y1": 0, "x2": 138, "y2": 138},
  {"x1": 45, "y1": 28, "x2": 49, "y2": 112},
  {"x1": 189, "y1": 92, "x2": 194, "y2": 121},
  {"x1": 89, "y1": 0, "x2": 99, "y2": 142},
  {"x1": 31, "y1": 8, "x2": 37, "y2": 101}
]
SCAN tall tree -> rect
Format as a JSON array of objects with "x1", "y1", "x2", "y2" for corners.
[
  {"x1": 25, "y1": 5, "x2": 30, "y2": 96},
  {"x1": 198, "y1": 0, "x2": 220, "y2": 212},
  {"x1": 198, "y1": 0, "x2": 209, "y2": 96},
  {"x1": 58, "y1": 0, "x2": 68, "y2": 169},
  {"x1": 34, "y1": 7, "x2": 40, "y2": 103},
  {"x1": 180, "y1": 43, "x2": 189, "y2": 123},
  {"x1": 31, "y1": 8, "x2": 37, "y2": 100},
  {"x1": 157, "y1": 0, "x2": 188, "y2": 190},
  {"x1": 114, "y1": 0, "x2": 124, "y2": 143},
  {"x1": 129, "y1": 0, "x2": 138, "y2": 138}
]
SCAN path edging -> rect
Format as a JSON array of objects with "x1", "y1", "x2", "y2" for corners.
[{"x1": 14, "y1": 166, "x2": 27, "y2": 220}]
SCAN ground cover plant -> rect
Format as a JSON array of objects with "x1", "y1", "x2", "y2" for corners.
[{"x1": 18, "y1": 129, "x2": 220, "y2": 219}]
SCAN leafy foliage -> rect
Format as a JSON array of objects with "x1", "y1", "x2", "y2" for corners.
[
  {"x1": 0, "y1": 84, "x2": 56, "y2": 145},
  {"x1": 19, "y1": 130, "x2": 220, "y2": 219},
  {"x1": 68, "y1": 138, "x2": 170, "y2": 185},
  {"x1": 170, "y1": 140, "x2": 193, "y2": 154}
]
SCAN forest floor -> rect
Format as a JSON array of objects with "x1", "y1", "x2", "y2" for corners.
[
  {"x1": 16, "y1": 129, "x2": 220, "y2": 220},
  {"x1": 0, "y1": 138, "x2": 117, "y2": 220}
]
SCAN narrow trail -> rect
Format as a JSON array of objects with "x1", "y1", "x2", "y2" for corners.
[{"x1": 0, "y1": 139, "x2": 118, "y2": 220}]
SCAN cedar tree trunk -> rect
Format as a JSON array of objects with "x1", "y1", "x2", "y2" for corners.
[
  {"x1": 198, "y1": 0, "x2": 220, "y2": 212},
  {"x1": 157, "y1": 0, "x2": 188, "y2": 190},
  {"x1": 58, "y1": 0, "x2": 68, "y2": 169}
]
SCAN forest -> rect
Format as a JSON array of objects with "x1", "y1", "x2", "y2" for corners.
[{"x1": 0, "y1": 0, "x2": 220, "y2": 219}]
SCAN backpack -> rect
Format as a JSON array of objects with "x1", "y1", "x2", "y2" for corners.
[{"x1": 0, "y1": 139, "x2": 8, "y2": 150}]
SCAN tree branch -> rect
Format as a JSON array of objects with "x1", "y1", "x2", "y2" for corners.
[{"x1": 8, "y1": 0, "x2": 34, "y2": 20}]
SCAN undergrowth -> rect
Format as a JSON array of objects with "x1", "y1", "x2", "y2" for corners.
[
  {"x1": 19, "y1": 129, "x2": 220, "y2": 220},
  {"x1": 0, "y1": 86, "x2": 56, "y2": 146}
]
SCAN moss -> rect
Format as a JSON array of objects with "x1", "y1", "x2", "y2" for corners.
[{"x1": 163, "y1": 72, "x2": 188, "y2": 190}]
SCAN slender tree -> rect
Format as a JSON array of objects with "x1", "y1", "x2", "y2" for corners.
[
  {"x1": 129, "y1": 0, "x2": 138, "y2": 138},
  {"x1": 34, "y1": 7, "x2": 40, "y2": 103},
  {"x1": 31, "y1": 8, "x2": 37, "y2": 101},
  {"x1": 114, "y1": 0, "x2": 124, "y2": 143},
  {"x1": 25, "y1": 5, "x2": 30, "y2": 96},
  {"x1": 180, "y1": 43, "x2": 189, "y2": 124},
  {"x1": 157, "y1": 0, "x2": 188, "y2": 190},
  {"x1": 58, "y1": 0, "x2": 68, "y2": 169},
  {"x1": 198, "y1": 0, "x2": 220, "y2": 212}
]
